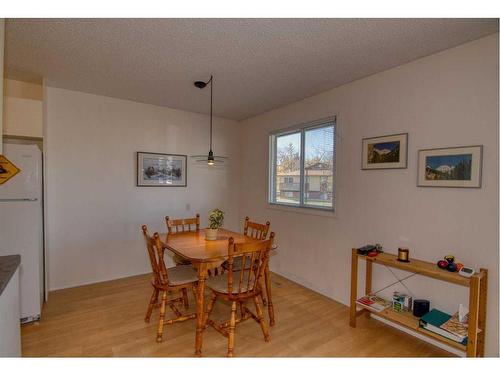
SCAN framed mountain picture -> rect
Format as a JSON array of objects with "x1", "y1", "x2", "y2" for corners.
[
  {"x1": 137, "y1": 152, "x2": 187, "y2": 187},
  {"x1": 417, "y1": 145, "x2": 483, "y2": 188},
  {"x1": 362, "y1": 133, "x2": 408, "y2": 170}
]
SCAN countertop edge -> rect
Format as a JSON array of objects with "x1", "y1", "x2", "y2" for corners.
[{"x1": 0, "y1": 255, "x2": 21, "y2": 296}]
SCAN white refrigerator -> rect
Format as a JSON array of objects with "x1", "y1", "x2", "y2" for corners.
[{"x1": 0, "y1": 143, "x2": 44, "y2": 323}]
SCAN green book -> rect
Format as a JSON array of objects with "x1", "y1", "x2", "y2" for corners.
[
  {"x1": 420, "y1": 309, "x2": 467, "y2": 345},
  {"x1": 421, "y1": 309, "x2": 451, "y2": 327}
]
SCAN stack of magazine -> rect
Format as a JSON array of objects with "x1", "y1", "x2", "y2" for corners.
[
  {"x1": 419, "y1": 309, "x2": 470, "y2": 345},
  {"x1": 356, "y1": 294, "x2": 391, "y2": 313}
]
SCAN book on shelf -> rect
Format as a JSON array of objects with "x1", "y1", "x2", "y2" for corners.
[
  {"x1": 440, "y1": 312, "x2": 469, "y2": 341},
  {"x1": 420, "y1": 309, "x2": 467, "y2": 345},
  {"x1": 356, "y1": 294, "x2": 391, "y2": 313}
]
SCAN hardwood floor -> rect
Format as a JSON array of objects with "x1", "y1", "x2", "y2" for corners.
[{"x1": 21, "y1": 272, "x2": 452, "y2": 357}]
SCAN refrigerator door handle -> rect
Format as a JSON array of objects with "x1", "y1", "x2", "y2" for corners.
[{"x1": 0, "y1": 198, "x2": 38, "y2": 202}]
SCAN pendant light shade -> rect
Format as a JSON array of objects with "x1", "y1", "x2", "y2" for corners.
[{"x1": 190, "y1": 75, "x2": 228, "y2": 166}]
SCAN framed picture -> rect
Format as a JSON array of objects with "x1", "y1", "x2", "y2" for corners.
[
  {"x1": 362, "y1": 133, "x2": 408, "y2": 169},
  {"x1": 137, "y1": 152, "x2": 187, "y2": 187},
  {"x1": 417, "y1": 145, "x2": 483, "y2": 188}
]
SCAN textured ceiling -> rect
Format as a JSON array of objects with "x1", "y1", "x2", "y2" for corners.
[{"x1": 5, "y1": 19, "x2": 498, "y2": 120}]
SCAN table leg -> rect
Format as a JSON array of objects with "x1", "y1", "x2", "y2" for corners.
[{"x1": 195, "y1": 263, "x2": 208, "y2": 357}]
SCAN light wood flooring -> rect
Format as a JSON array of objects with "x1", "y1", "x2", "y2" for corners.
[{"x1": 21, "y1": 272, "x2": 452, "y2": 357}]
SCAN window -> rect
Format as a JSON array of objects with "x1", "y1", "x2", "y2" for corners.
[{"x1": 269, "y1": 117, "x2": 335, "y2": 210}]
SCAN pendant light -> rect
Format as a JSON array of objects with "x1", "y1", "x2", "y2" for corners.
[{"x1": 191, "y1": 75, "x2": 227, "y2": 166}]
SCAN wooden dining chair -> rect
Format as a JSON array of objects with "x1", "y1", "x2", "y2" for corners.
[
  {"x1": 221, "y1": 217, "x2": 275, "y2": 326},
  {"x1": 204, "y1": 232, "x2": 275, "y2": 357},
  {"x1": 243, "y1": 216, "x2": 271, "y2": 240},
  {"x1": 165, "y1": 214, "x2": 200, "y2": 265},
  {"x1": 141, "y1": 225, "x2": 198, "y2": 342}
]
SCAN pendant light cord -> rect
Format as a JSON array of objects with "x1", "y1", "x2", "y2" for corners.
[
  {"x1": 191, "y1": 74, "x2": 226, "y2": 164},
  {"x1": 209, "y1": 75, "x2": 213, "y2": 152}
]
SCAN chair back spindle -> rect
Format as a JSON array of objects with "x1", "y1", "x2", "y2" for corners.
[
  {"x1": 226, "y1": 232, "x2": 275, "y2": 297},
  {"x1": 141, "y1": 225, "x2": 169, "y2": 286},
  {"x1": 243, "y1": 216, "x2": 270, "y2": 240},
  {"x1": 166, "y1": 214, "x2": 200, "y2": 234}
]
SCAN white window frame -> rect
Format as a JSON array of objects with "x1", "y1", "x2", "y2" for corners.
[{"x1": 268, "y1": 116, "x2": 336, "y2": 212}]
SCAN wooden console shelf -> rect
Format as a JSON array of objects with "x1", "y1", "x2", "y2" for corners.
[{"x1": 349, "y1": 249, "x2": 488, "y2": 357}]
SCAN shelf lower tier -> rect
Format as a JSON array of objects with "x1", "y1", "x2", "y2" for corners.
[{"x1": 360, "y1": 307, "x2": 467, "y2": 352}]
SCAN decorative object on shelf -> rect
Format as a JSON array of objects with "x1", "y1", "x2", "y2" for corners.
[
  {"x1": 397, "y1": 247, "x2": 410, "y2": 262},
  {"x1": 458, "y1": 304, "x2": 469, "y2": 324},
  {"x1": 356, "y1": 244, "x2": 383, "y2": 256},
  {"x1": 356, "y1": 244, "x2": 376, "y2": 255},
  {"x1": 437, "y1": 254, "x2": 464, "y2": 273},
  {"x1": 205, "y1": 208, "x2": 224, "y2": 240},
  {"x1": 413, "y1": 299, "x2": 430, "y2": 318},
  {"x1": 190, "y1": 75, "x2": 228, "y2": 166},
  {"x1": 417, "y1": 145, "x2": 483, "y2": 188},
  {"x1": 437, "y1": 260, "x2": 448, "y2": 269},
  {"x1": 392, "y1": 291, "x2": 412, "y2": 312},
  {"x1": 361, "y1": 133, "x2": 408, "y2": 170},
  {"x1": 459, "y1": 267, "x2": 475, "y2": 278},
  {"x1": 136, "y1": 152, "x2": 187, "y2": 187},
  {"x1": 444, "y1": 255, "x2": 455, "y2": 263},
  {"x1": 446, "y1": 263, "x2": 457, "y2": 272}
]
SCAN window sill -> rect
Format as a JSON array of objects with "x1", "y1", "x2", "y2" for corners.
[{"x1": 266, "y1": 203, "x2": 337, "y2": 218}]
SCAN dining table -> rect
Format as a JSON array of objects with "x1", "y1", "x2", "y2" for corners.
[{"x1": 159, "y1": 228, "x2": 275, "y2": 357}]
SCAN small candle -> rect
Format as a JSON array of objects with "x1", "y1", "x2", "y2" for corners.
[{"x1": 397, "y1": 247, "x2": 410, "y2": 262}]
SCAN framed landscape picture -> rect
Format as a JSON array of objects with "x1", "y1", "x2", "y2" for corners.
[
  {"x1": 362, "y1": 133, "x2": 408, "y2": 169},
  {"x1": 417, "y1": 145, "x2": 482, "y2": 188},
  {"x1": 137, "y1": 152, "x2": 187, "y2": 187}
]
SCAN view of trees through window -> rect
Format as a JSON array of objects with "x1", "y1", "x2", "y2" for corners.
[
  {"x1": 272, "y1": 122, "x2": 335, "y2": 209},
  {"x1": 275, "y1": 132, "x2": 301, "y2": 204},
  {"x1": 304, "y1": 125, "x2": 334, "y2": 207}
]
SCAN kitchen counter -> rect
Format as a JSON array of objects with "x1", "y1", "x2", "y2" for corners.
[
  {"x1": 0, "y1": 255, "x2": 21, "y2": 296},
  {"x1": 0, "y1": 254, "x2": 21, "y2": 357}
]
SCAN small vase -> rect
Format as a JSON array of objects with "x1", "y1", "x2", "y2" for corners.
[{"x1": 205, "y1": 228, "x2": 218, "y2": 241}]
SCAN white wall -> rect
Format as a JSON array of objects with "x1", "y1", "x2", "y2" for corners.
[
  {"x1": 239, "y1": 34, "x2": 499, "y2": 356},
  {"x1": 46, "y1": 87, "x2": 241, "y2": 290}
]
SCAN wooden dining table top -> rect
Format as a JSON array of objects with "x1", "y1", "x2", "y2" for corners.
[{"x1": 159, "y1": 228, "x2": 260, "y2": 263}]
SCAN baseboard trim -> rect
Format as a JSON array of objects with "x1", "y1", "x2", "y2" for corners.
[
  {"x1": 49, "y1": 269, "x2": 151, "y2": 292},
  {"x1": 271, "y1": 269, "x2": 335, "y2": 301}
]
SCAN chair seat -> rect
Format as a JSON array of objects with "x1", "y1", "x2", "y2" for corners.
[
  {"x1": 173, "y1": 253, "x2": 192, "y2": 265},
  {"x1": 167, "y1": 265, "x2": 198, "y2": 286},
  {"x1": 221, "y1": 255, "x2": 254, "y2": 271},
  {"x1": 206, "y1": 272, "x2": 255, "y2": 294}
]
